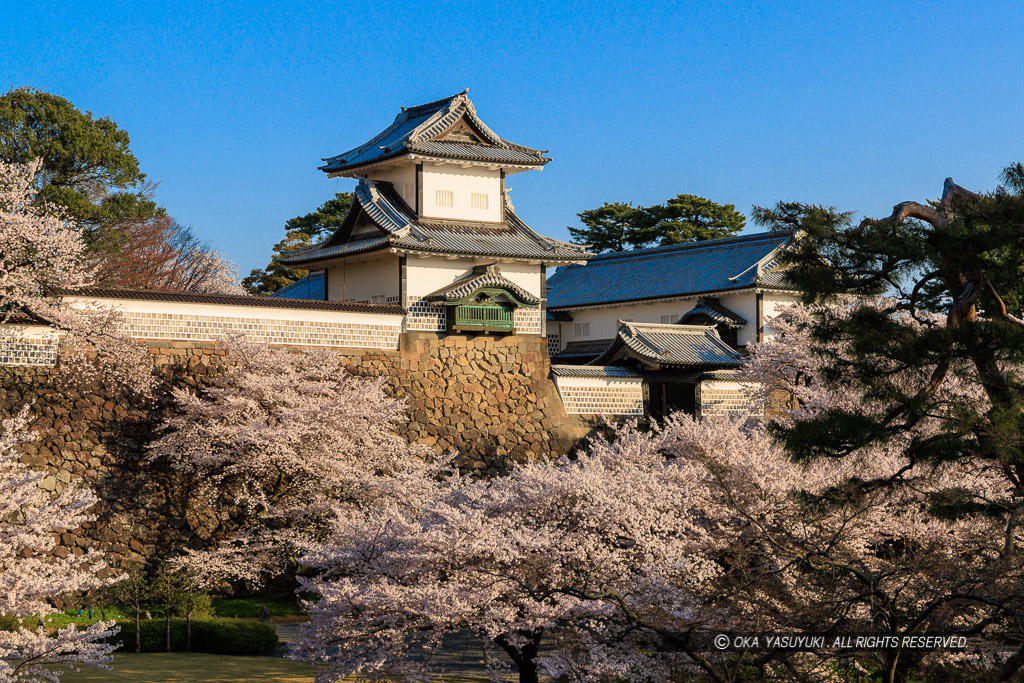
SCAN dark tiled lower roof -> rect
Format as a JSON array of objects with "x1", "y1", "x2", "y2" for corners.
[
  {"x1": 552, "y1": 338, "x2": 616, "y2": 363},
  {"x1": 406, "y1": 140, "x2": 546, "y2": 166},
  {"x1": 270, "y1": 272, "x2": 326, "y2": 301},
  {"x1": 63, "y1": 288, "x2": 404, "y2": 315},
  {"x1": 593, "y1": 322, "x2": 742, "y2": 368},
  {"x1": 546, "y1": 231, "x2": 794, "y2": 309},
  {"x1": 280, "y1": 180, "x2": 589, "y2": 265}
]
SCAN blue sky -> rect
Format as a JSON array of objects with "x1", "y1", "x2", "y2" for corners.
[{"x1": 3, "y1": 1, "x2": 1023, "y2": 275}]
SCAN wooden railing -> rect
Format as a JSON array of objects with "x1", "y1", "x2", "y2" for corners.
[{"x1": 453, "y1": 304, "x2": 514, "y2": 332}]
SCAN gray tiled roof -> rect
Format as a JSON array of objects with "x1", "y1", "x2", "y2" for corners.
[
  {"x1": 270, "y1": 271, "x2": 325, "y2": 301},
  {"x1": 678, "y1": 297, "x2": 747, "y2": 327},
  {"x1": 551, "y1": 365, "x2": 640, "y2": 378},
  {"x1": 552, "y1": 339, "x2": 617, "y2": 363},
  {"x1": 546, "y1": 231, "x2": 794, "y2": 309},
  {"x1": 593, "y1": 322, "x2": 743, "y2": 368},
  {"x1": 424, "y1": 264, "x2": 540, "y2": 304},
  {"x1": 280, "y1": 180, "x2": 589, "y2": 265},
  {"x1": 320, "y1": 91, "x2": 550, "y2": 174}
]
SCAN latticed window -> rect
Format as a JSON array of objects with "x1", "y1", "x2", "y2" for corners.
[
  {"x1": 574, "y1": 322, "x2": 590, "y2": 337},
  {"x1": 471, "y1": 193, "x2": 489, "y2": 210},
  {"x1": 435, "y1": 190, "x2": 454, "y2": 208}
]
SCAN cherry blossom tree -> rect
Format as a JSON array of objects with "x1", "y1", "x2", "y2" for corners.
[
  {"x1": 0, "y1": 159, "x2": 154, "y2": 395},
  {"x1": 147, "y1": 336, "x2": 441, "y2": 576},
  {"x1": 0, "y1": 406, "x2": 121, "y2": 681},
  {"x1": 292, "y1": 300, "x2": 1024, "y2": 683},
  {"x1": 293, "y1": 410, "x2": 1023, "y2": 683}
]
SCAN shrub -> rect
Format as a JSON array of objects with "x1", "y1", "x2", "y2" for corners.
[{"x1": 110, "y1": 618, "x2": 278, "y2": 655}]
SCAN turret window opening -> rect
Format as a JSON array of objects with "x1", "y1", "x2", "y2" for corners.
[{"x1": 436, "y1": 190, "x2": 454, "y2": 208}]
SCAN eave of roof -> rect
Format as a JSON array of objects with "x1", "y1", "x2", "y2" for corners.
[
  {"x1": 280, "y1": 180, "x2": 589, "y2": 266},
  {"x1": 62, "y1": 288, "x2": 405, "y2": 315},
  {"x1": 423, "y1": 265, "x2": 541, "y2": 305},
  {"x1": 678, "y1": 298, "x2": 747, "y2": 327}
]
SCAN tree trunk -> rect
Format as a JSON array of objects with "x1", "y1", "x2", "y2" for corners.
[
  {"x1": 517, "y1": 660, "x2": 539, "y2": 683},
  {"x1": 134, "y1": 607, "x2": 141, "y2": 653},
  {"x1": 165, "y1": 608, "x2": 171, "y2": 652},
  {"x1": 186, "y1": 610, "x2": 191, "y2": 652},
  {"x1": 494, "y1": 630, "x2": 543, "y2": 683}
]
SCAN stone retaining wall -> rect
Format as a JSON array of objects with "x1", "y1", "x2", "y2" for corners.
[{"x1": 1, "y1": 332, "x2": 592, "y2": 568}]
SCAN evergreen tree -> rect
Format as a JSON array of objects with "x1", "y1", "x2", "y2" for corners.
[
  {"x1": 243, "y1": 192, "x2": 352, "y2": 295},
  {"x1": 641, "y1": 193, "x2": 745, "y2": 245},
  {"x1": 752, "y1": 164, "x2": 1024, "y2": 488},
  {"x1": 0, "y1": 88, "x2": 162, "y2": 254},
  {"x1": 569, "y1": 195, "x2": 744, "y2": 252},
  {"x1": 567, "y1": 201, "x2": 652, "y2": 253}
]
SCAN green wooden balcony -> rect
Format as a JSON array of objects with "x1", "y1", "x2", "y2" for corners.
[{"x1": 453, "y1": 303, "x2": 515, "y2": 333}]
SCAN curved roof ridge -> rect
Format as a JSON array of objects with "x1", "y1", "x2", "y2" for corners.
[
  {"x1": 320, "y1": 91, "x2": 551, "y2": 174},
  {"x1": 402, "y1": 89, "x2": 467, "y2": 116}
]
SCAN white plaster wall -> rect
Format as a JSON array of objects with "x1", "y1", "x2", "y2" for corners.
[
  {"x1": 554, "y1": 289, "x2": 763, "y2": 346},
  {"x1": 406, "y1": 256, "x2": 542, "y2": 299},
  {"x1": 370, "y1": 165, "x2": 417, "y2": 206},
  {"x1": 553, "y1": 374, "x2": 645, "y2": 416},
  {"x1": 697, "y1": 378, "x2": 760, "y2": 418},
  {"x1": 0, "y1": 324, "x2": 59, "y2": 367},
  {"x1": 66, "y1": 297, "x2": 404, "y2": 331},
  {"x1": 326, "y1": 254, "x2": 400, "y2": 303},
  {"x1": 717, "y1": 292, "x2": 759, "y2": 346},
  {"x1": 420, "y1": 163, "x2": 501, "y2": 223},
  {"x1": 761, "y1": 292, "x2": 801, "y2": 339}
]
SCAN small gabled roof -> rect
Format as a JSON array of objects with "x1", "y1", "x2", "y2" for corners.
[
  {"x1": 592, "y1": 321, "x2": 743, "y2": 369},
  {"x1": 546, "y1": 231, "x2": 794, "y2": 310},
  {"x1": 677, "y1": 297, "x2": 747, "y2": 328},
  {"x1": 320, "y1": 90, "x2": 550, "y2": 175},
  {"x1": 423, "y1": 264, "x2": 541, "y2": 306},
  {"x1": 279, "y1": 179, "x2": 589, "y2": 266}
]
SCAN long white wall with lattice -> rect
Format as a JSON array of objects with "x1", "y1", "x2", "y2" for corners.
[
  {"x1": 0, "y1": 296, "x2": 408, "y2": 367},
  {"x1": 78, "y1": 297, "x2": 405, "y2": 349},
  {"x1": 553, "y1": 374, "x2": 644, "y2": 416},
  {"x1": 696, "y1": 377, "x2": 758, "y2": 417},
  {"x1": 0, "y1": 325, "x2": 59, "y2": 367}
]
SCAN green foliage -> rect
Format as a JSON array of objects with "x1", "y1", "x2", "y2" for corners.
[
  {"x1": 211, "y1": 593, "x2": 304, "y2": 619},
  {"x1": 108, "y1": 618, "x2": 279, "y2": 655},
  {"x1": 567, "y1": 201, "x2": 653, "y2": 253},
  {"x1": 753, "y1": 163, "x2": 1024, "y2": 477},
  {"x1": 0, "y1": 87, "x2": 162, "y2": 251},
  {"x1": 569, "y1": 194, "x2": 744, "y2": 252},
  {"x1": 243, "y1": 192, "x2": 353, "y2": 295},
  {"x1": 641, "y1": 194, "x2": 746, "y2": 245},
  {"x1": 174, "y1": 592, "x2": 213, "y2": 619},
  {"x1": 0, "y1": 613, "x2": 38, "y2": 631}
]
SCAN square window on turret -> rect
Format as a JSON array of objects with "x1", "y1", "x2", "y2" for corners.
[
  {"x1": 435, "y1": 190, "x2": 454, "y2": 208},
  {"x1": 471, "y1": 193, "x2": 489, "y2": 210}
]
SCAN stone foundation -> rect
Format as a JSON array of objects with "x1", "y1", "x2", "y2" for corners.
[{"x1": 1, "y1": 332, "x2": 592, "y2": 568}]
